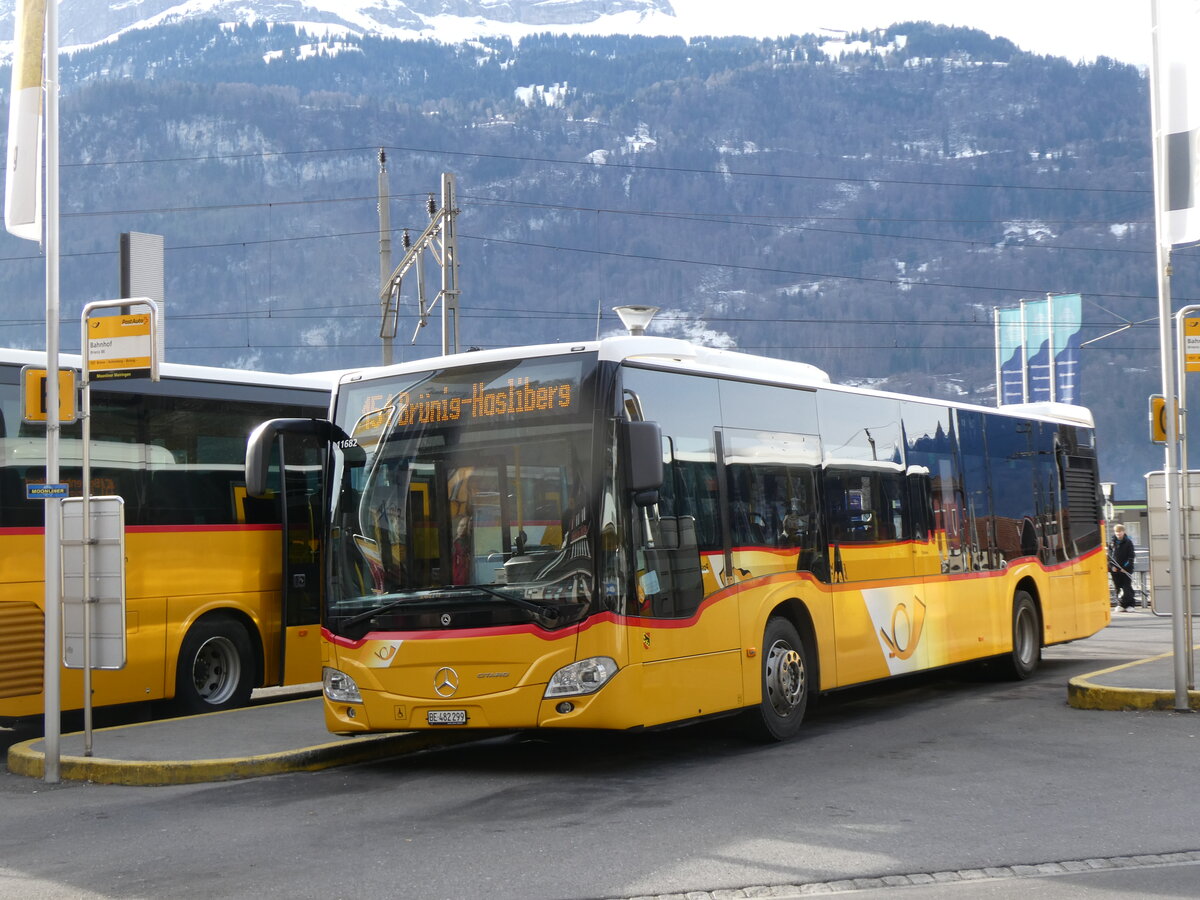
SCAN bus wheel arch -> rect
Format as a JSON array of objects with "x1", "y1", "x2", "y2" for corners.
[
  {"x1": 1002, "y1": 583, "x2": 1042, "y2": 680},
  {"x1": 743, "y1": 601, "x2": 817, "y2": 742},
  {"x1": 172, "y1": 612, "x2": 260, "y2": 713}
]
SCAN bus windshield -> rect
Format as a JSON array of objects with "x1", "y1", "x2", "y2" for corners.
[{"x1": 328, "y1": 354, "x2": 598, "y2": 638}]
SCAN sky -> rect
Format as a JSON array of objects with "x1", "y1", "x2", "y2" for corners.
[{"x1": 552, "y1": 0, "x2": 1155, "y2": 67}]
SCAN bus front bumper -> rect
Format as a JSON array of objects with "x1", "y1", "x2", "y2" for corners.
[{"x1": 323, "y1": 667, "x2": 645, "y2": 734}]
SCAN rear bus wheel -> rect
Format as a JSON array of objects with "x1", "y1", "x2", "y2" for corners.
[
  {"x1": 745, "y1": 617, "x2": 810, "y2": 742},
  {"x1": 1001, "y1": 590, "x2": 1041, "y2": 680},
  {"x1": 174, "y1": 618, "x2": 255, "y2": 714}
]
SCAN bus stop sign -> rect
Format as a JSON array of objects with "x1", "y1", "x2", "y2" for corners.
[
  {"x1": 20, "y1": 365, "x2": 77, "y2": 424},
  {"x1": 1149, "y1": 394, "x2": 1171, "y2": 444},
  {"x1": 1186, "y1": 317, "x2": 1200, "y2": 372}
]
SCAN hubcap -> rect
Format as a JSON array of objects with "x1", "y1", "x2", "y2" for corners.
[
  {"x1": 765, "y1": 639, "x2": 805, "y2": 717},
  {"x1": 1015, "y1": 606, "x2": 1036, "y2": 667},
  {"x1": 192, "y1": 636, "x2": 241, "y2": 705}
]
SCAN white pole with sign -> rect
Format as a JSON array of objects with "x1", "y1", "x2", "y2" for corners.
[
  {"x1": 1149, "y1": 1, "x2": 1193, "y2": 712},
  {"x1": 75, "y1": 298, "x2": 158, "y2": 753},
  {"x1": 6, "y1": 0, "x2": 61, "y2": 783},
  {"x1": 1176, "y1": 306, "x2": 1200, "y2": 688}
]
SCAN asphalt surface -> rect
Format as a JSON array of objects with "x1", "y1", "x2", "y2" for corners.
[{"x1": 7, "y1": 616, "x2": 1200, "y2": 786}]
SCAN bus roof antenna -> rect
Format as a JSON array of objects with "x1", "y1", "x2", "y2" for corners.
[{"x1": 614, "y1": 305, "x2": 659, "y2": 336}]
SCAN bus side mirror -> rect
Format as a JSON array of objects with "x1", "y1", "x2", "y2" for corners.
[
  {"x1": 245, "y1": 418, "x2": 337, "y2": 498},
  {"x1": 622, "y1": 419, "x2": 663, "y2": 507}
]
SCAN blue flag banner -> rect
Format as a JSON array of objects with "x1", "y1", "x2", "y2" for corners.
[
  {"x1": 1024, "y1": 298, "x2": 1052, "y2": 403},
  {"x1": 1051, "y1": 293, "x2": 1083, "y2": 404},
  {"x1": 995, "y1": 306, "x2": 1025, "y2": 404}
]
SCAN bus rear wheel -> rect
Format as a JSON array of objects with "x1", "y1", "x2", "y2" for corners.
[
  {"x1": 174, "y1": 618, "x2": 255, "y2": 714},
  {"x1": 1000, "y1": 590, "x2": 1041, "y2": 680},
  {"x1": 744, "y1": 617, "x2": 809, "y2": 742}
]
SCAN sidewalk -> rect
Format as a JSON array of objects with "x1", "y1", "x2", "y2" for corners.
[
  {"x1": 6, "y1": 697, "x2": 474, "y2": 786},
  {"x1": 9, "y1": 643, "x2": 1200, "y2": 786},
  {"x1": 1067, "y1": 642, "x2": 1200, "y2": 711}
]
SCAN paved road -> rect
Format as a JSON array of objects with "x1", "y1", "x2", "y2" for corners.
[{"x1": 2, "y1": 613, "x2": 1197, "y2": 899}]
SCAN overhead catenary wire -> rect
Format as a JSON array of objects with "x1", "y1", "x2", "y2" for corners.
[
  {"x1": 0, "y1": 229, "x2": 1177, "y2": 306},
  {"x1": 59, "y1": 141, "x2": 1154, "y2": 196},
  {"x1": 0, "y1": 141, "x2": 1189, "y2": 348},
  {"x1": 52, "y1": 189, "x2": 1161, "y2": 257}
]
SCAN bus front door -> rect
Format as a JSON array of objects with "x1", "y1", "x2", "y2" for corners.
[{"x1": 276, "y1": 433, "x2": 324, "y2": 687}]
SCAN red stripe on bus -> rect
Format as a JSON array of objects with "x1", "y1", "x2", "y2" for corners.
[
  {"x1": 324, "y1": 620, "x2": 582, "y2": 647},
  {"x1": 125, "y1": 524, "x2": 282, "y2": 534},
  {"x1": 2, "y1": 524, "x2": 282, "y2": 534}
]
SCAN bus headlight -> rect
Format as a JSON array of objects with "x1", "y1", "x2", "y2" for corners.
[
  {"x1": 544, "y1": 657, "x2": 618, "y2": 698},
  {"x1": 323, "y1": 666, "x2": 362, "y2": 703}
]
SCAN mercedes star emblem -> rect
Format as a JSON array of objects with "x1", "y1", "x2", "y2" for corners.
[{"x1": 433, "y1": 666, "x2": 460, "y2": 697}]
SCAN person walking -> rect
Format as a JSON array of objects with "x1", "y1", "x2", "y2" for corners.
[{"x1": 1109, "y1": 523, "x2": 1136, "y2": 611}]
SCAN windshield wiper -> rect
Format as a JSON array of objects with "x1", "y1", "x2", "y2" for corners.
[
  {"x1": 460, "y1": 583, "x2": 561, "y2": 627},
  {"x1": 339, "y1": 586, "x2": 560, "y2": 631},
  {"x1": 340, "y1": 595, "x2": 425, "y2": 631}
]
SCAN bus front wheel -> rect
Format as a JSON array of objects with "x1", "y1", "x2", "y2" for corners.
[
  {"x1": 174, "y1": 618, "x2": 255, "y2": 713},
  {"x1": 1000, "y1": 590, "x2": 1041, "y2": 680},
  {"x1": 744, "y1": 617, "x2": 809, "y2": 741}
]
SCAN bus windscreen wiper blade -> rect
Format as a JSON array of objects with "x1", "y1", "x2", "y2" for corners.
[
  {"x1": 457, "y1": 584, "x2": 561, "y2": 626},
  {"x1": 340, "y1": 595, "x2": 426, "y2": 631},
  {"x1": 339, "y1": 586, "x2": 560, "y2": 631}
]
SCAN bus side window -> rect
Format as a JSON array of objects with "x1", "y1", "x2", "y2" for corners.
[{"x1": 817, "y1": 390, "x2": 910, "y2": 583}]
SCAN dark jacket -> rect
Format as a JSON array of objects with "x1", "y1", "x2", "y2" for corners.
[{"x1": 1109, "y1": 533, "x2": 1135, "y2": 574}]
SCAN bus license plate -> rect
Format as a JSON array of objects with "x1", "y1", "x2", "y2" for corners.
[{"x1": 427, "y1": 709, "x2": 467, "y2": 725}]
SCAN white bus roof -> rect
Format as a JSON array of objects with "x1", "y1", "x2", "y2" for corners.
[
  {"x1": 0, "y1": 346, "x2": 336, "y2": 392},
  {"x1": 996, "y1": 401, "x2": 1095, "y2": 428},
  {"x1": 338, "y1": 336, "x2": 832, "y2": 389},
  {"x1": 335, "y1": 336, "x2": 1096, "y2": 429}
]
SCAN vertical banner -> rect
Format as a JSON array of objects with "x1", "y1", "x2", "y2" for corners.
[
  {"x1": 1024, "y1": 298, "x2": 1052, "y2": 402},
  {"x1": 1051, "y1": 293, "x2": 1083, "y2": 404},
  {"x1": 995, "y1": 306, "x2": 1025, "y2": 405},
  {"x1": 4, "y1": 0, "x2": 46, "y2": 242},
  {"x1": 1153, "y1": 0, "x2": 1200, "y2": 248}
]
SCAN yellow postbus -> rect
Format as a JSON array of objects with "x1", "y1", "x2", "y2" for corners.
[
  {"x1": 247, "y1": 337, "x2": 1108, "y2": 740},
  {"x1": 0, "y1": 347, "x2": 332, "y2": 721}
]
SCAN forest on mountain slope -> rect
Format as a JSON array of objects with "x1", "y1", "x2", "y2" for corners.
[{"x1": 0, "y1": 19, "x2": 1188, "y2": 495}]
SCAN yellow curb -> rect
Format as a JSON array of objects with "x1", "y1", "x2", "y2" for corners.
[
  {"x1": 6, "y1": 731, "x2": 475, "y2": 785},
  {"x1": 1068, "y1": 647, "x2": 1200, "y2": 711},
  {"x1": 6, "y1": 696, "x2": 484, "y2": 784}
]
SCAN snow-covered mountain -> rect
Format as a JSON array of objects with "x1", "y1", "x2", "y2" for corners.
[
  {"x1": 0, "y1": 0, "x2": 1153, "y2": 65},
  {"x1": 0, "y1": 0, "x2": 676, "y2": 49}
]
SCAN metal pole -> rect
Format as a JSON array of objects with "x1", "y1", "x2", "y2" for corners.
[
  {"x1": 1019, "y1": 300, "x2": 1029, "y2": 403},
  {"x1": 378, "y1": 149, "x2": 393, "y2": 366},
  {"x1": 414, "y1": 248, "x2": 427, "y2": 345},
  {"x1": 1046, "y1": 293, "x2": 1057, "y2": 403},
  {"x1": 993, "y1": 308, "x2": 1002, "y2": 406},
  {"x1": 79, "y1": 336, "x2": 93, "y2": 756},
  {"x1": 43, "y1": 0, "x2": 62, "y2": 783},
  {"x1": 276, "y1": 434, "x2": 289, "y2": 687},
  {"x1": 1176, "y1": 305, "x2": 1199, "y2": 688},
  {"x1": 1149, "y1": 1, "x2": 1192, "y2": 711},
  {"x1": 1157, "y1": 257, "x2": 1189, "y2": 710},
  {"x1": 441, "y1": 173, "x2": 460, "y2": 355}
]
